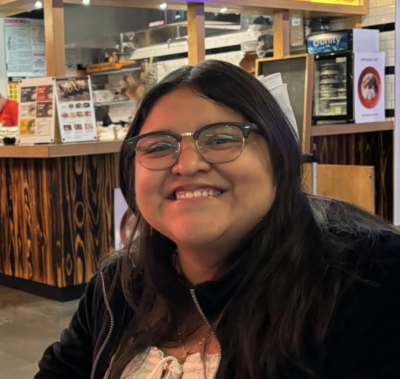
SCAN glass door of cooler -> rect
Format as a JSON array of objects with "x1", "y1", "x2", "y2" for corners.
[{"x1": 312, "y1": 52, "x2": 354, "y2": 123}]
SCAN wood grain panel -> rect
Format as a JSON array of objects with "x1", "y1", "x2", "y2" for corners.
[
  {"x1": 313, "y1": 131, "x2": 393, "y2": 221},
  {"x1": 317, "y1": 165, "x2": 375, "y2": 213},
  {"x1": 0, "y1": 154, "x2": 119, "y2": 287}
]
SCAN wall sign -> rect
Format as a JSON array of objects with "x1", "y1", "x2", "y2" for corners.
[
  {"x1": 4, "y1": 18, "x2": 46, "y2": 77},
  {"x1": 354, "y1": 52, "x2": 385, "y2": 124}
]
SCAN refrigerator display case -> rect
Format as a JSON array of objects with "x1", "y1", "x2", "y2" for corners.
[
  {"x1": 313, "y1": 52, "x2": 354, "y2": 123},
  {"x1": 307, "y1": 29, "x2": 380, "y2": 125}
]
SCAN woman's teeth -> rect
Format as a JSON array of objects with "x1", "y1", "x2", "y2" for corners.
[{"x1": 175, "y1": 189, "x2": 222, "y2": 200}]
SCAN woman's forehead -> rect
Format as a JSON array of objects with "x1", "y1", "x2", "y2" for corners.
[{"x1": 140, "y1": 87, "x2": 244, "y2": 134}]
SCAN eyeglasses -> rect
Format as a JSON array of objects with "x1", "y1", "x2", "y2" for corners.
[{"x1": 126, "y1": 122, "x2": 258, "y2": 171}]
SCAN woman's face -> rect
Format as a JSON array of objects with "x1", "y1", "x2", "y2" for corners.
[{"x1": 135, "y1": 87, "x2": 276, "y2": 255}]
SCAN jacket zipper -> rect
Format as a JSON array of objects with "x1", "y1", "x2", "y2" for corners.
[
  {"x1": 91, "y1": 271, "x2": 115, "y2": 379},
  {"x1": 190, "y1": 288, "x2": 222, "y2": 379}
]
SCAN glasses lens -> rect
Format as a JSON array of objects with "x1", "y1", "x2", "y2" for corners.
[
  {"x1": 197, "y1": 125, "x2": 244, "y2": 163},
  {"x1": 136, "y1": 134, "x2": 179, "y2": 170}
]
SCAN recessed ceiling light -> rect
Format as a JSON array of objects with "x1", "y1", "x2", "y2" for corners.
[
  {"x1": 160, "y1": 3, "x2": 167, "y2": 9},
  {"x1": 220, "y1": 7, "x2": 228, "y2": 13},
  {"x1": 34, "y1": 1, "x2": 43, "y2": 8},
  {"x1": 82, "y1": 0, "x2": 90, "y2": 4}
]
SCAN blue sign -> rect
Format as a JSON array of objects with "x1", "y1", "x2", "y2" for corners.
[{"x1": 307, "y1": 31, "x2": 349, "y2": 54}]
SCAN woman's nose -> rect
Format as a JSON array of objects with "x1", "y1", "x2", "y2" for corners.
[{"x1": 170, "y1": 138, "x2": 211, "y2": 176}]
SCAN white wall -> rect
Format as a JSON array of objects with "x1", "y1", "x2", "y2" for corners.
[{"x1": 394, "y1": 0, "x2": 400, "y2": 225}]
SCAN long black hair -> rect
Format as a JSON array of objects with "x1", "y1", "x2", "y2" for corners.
[{"x1": 106, "y1": 60, "x2": 393, "y2": 379}]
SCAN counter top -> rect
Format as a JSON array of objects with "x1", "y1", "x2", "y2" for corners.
[{"x1": 0, "y1": 140, "x2": 123, "y2": 158}]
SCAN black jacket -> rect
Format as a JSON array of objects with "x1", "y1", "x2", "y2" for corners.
[{"x1": 35, "y1": 231, "x2": 400, "y2": 379}]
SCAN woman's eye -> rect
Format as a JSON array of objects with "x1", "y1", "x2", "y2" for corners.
[
  {"x1": 141, "y1": 143, "x2": 176, "y2": 155},
  {"x1": 205, "y1": 135, "x2": 240, "y2": 145}
]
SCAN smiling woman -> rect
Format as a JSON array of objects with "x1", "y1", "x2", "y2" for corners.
[{"x1": 35, "y1": 61, "x2": 400, "y2": 379}]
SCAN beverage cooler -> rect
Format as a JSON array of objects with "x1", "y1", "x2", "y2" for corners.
[
  {"x1": 313, "y1": 52, "x2": 353, "y2": 123},
  {"x1": 307, "y1": 29, "x2": 383, "y2": 125}
]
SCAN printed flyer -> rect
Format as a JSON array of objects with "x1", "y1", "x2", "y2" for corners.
[
  {"x1": 55, "y1": 77, "x2": 98, "y2": 143},
  {"x1": 17, "y1": 77, "x2": 55, "y2": 144}
]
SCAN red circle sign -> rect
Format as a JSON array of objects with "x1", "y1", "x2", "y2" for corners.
[{"x1": 357, "y1": 67, "x2": 381, "y2": 109}]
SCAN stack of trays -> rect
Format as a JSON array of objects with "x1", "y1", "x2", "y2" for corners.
[{"x1": 320, "y1": 63, "x2": 340, "y2": 100}]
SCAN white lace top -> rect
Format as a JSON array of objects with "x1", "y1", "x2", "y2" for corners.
[{"x1": 115, "y1": 347, "x2": 219, "y2": 379}]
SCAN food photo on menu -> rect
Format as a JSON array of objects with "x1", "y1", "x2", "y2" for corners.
[
  {"x1": 64, "y1": 124, "x2": 72, "y2": 131},
  {"x1": 358, "y1": 66, "x2": 381, "y2": 109},
  {"x1": 21, "y1": 87, "x2": 37, "y2": 103},
  {"x1": 36, "y1": 103, "x2": 53, "y2": 118},
  {"x1": 74, "y1": 124, "x2": 83, "y2": 131},
  {"x1": 57, "y1": 79, "x2": 90, "y2": 102},
  {"x1": 19, "y1": 119, "x2": 36, "y2": 135},
  {"x1": 37, "y1": 85, "x2": 53, "y2": 102}
]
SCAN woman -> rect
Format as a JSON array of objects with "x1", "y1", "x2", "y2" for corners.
[{"x1": 35, "y1": 60, "x2": 400, "y2": 379}]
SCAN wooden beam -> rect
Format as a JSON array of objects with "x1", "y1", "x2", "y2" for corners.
[
  {"x1": 44, "y1": 0, "x2": 66, "y2": 77},
  {"x1": 273, "y1": 11, "x2": 290, "y2": 58},
  {"x1": 346, "y1": 15, "x2": 362, "y2": 29},
  {"x1": 0, "y1": 0, "x2": 369, "y2": 17},
  {"x1": 187, "y1": 2, "x2": 205, "y2": 65}
]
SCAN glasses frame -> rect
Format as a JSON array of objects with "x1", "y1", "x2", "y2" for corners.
[{"x1": 126, "y1": 122, "x2": 258, "y2": 171}]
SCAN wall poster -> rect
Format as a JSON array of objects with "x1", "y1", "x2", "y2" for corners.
[
  {"x1": 4, "y1": 18, "x2": 46, "y2": 77},
  {"x1": 17, "y1": 77, "x2": 56, "y2": 144},
  {"x1": 55, "y1": 77, "x2": 98, "y2": 143},
  {"x1": 353, "y1": 52, "x2": 385, "y2": 124}
]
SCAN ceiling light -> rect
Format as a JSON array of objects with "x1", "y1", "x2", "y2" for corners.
[
  {"x1": 34, "y1": 1, "x2": 43, "y2": 8},
  {"x1": 82, "y1": 0, "x2": 90, "y2": 4},
  {"x1": 220, "y1": 7, "x2": 228, "y2": 13},
  {"x1": 160, "y1": 3, "x2": 167, "y2": 9}
]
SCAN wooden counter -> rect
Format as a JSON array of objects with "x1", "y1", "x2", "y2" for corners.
[
  {"x1": 0, "y1": 140, "x2": 123, "y2": 158},
  {"x1": 0, "y1": 141, "x2": 121, "y2": 300}
]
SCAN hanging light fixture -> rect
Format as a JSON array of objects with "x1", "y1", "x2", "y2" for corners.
[
  {"x1": 34, "y1": 1, "x2": 43, "y2": 8},
  {"x1": 82, "y1": 0, "x2": 91, "y2": 4},
  {"x1": 159, "y1": 3, "x2": 167, "y2": 9}
]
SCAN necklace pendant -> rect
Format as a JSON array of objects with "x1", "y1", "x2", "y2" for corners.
[
  {"x1": 179, "y1": 349, "x2": 195, "y2": 363},
  {"x1": 185, "y1": 349, "x2": 195, "y2": 356}
]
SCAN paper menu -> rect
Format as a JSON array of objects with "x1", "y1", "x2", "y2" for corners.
[
  {"x1": 55, "y1": 77, "x2": 98, "y2": 143},
  {"x1": 3, "y1": 18, "x2": 46, "y2": 77},
  {"x1": 17, "y1": 77, "x2": 55, "y2": 144}
]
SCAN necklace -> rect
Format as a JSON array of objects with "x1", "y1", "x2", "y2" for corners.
[
  {"x1": 172, "y1": 250, "x2": 212, "y2": 363},
  {"x1": 177, "y1": 327, "x2": 211, "y2": 363}
]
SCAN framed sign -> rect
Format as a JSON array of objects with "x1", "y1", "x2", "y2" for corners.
[
  {"x1": 55, "y1": 77, "x2": 98, "y2": 143},
  {"x1": 17, "y1": 77, "x2": 55, "y2": 144},
  {"x1": 256, "y1": 54, "x2": 314, "y2": 154}
]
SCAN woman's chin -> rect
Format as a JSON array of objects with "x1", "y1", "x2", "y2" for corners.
[{"x1": 167, "y1": 223, "x2": 226, "y2": 249}]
